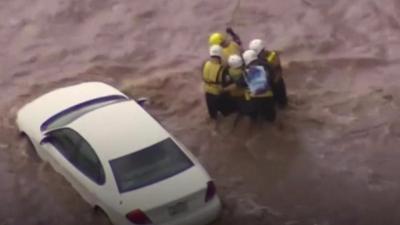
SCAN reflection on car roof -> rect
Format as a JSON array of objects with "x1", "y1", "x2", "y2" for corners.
[{"x1": 41, "y1": 95, "x2": 128, "y2": 132}]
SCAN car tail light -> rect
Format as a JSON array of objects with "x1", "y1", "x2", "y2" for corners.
[
  {"x1": 126, "y1": 209, "x2": 152, "y2": 224},
  {"x1": 205, "y1": 181, "x2": 216, "y2": 202}
]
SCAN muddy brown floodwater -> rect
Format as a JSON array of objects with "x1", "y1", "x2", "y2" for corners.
[{"x1": 2, "y1": 0, "x2": 400, "y2": 224}]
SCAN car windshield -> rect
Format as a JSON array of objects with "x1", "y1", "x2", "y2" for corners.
[{"x1": 110, "y1": 138, "x2": 194, "y2": 193}]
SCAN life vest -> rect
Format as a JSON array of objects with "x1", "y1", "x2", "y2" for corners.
[
  {"x1": 228, "y1": 67, "x2": 243, "y2": 81},
  {"x1": 202, "y1": 60, "x2": 224, "y2": 95},
  {"x1": 264, "y1": 51, "x2": 282, "y2": 82},
  {"x1": 228, "y1": 67, "x2": 245, "y2": 97},
  {"x1": 222, "y1": 42, "x2": 241, "y2": 64},
  {"x1": 265, "y1": 51, "x2": 280, "y2": 67}
]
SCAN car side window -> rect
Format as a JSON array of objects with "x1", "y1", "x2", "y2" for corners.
[
  {"x1": 75, "y1": 140, "x2": 105, "y2": 185},
  {"x1": 46, "y1": 128, "x2": 105, "y2": 185},
  {"x1": 47, "y1": 129, "x2": 78, "y2": 163}
]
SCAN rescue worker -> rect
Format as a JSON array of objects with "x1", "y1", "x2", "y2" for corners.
[
  {"x1": 227, "y1": 55, "x2": 245, "y2": 89},
  {"x1": 241, "y1": 49, "x2": 276, "y2": 121},
  {"x1": 208, "y1": 30, "x2": 241, "y2": 64},
  {"x1": 249, "y1": 39, "x2": 288, "y2": 107},
  {"x1": 226, "y1": 54, "x2": 246, "y2": 112},
  {"x1": 202, "y1": 45, "x2": 234, "y2": 119}
]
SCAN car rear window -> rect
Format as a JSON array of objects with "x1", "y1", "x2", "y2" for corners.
[{"x1": 110, "y1": 138, "x2": 194, "y2": 193}]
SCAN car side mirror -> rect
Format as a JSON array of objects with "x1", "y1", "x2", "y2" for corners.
[{"x1": 137, "y1": 97, "x2": 150, "y2": 106}]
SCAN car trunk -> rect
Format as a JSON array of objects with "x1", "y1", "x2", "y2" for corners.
[{"x1": 119, "y1": 166, "x2": 211, "y2": 224}]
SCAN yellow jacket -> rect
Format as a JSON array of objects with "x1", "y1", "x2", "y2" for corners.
[
  {"x1": 222, "y1": 42, "x2": 241, "y2": 64},
  {"x1": 228, "y1": 67, "x2": 245, "y2": 97},
  {"x1": 228, "y1": 67, "x2": 243, "y2": 81},
  {"x1": 202, "y1": 60, "x2": 224, "y2": 95},
  {"x1": 263, "y1": 51, "x2": 282, "y2": 82},
  {"x1": 265, "y1": 51, "x2": 280, "y2": 67}
]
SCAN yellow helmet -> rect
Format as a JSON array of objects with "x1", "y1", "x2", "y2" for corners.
[{"x1": 208, "y1": 32, "x2": 225, "y2": 46}]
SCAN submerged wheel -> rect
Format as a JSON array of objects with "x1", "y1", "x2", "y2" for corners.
[{"x1": 94, "y1": 206, "x2": 113, "y2": 225}]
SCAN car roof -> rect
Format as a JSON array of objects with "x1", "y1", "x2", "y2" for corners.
[{"x1": 68, "y1": 100, "x2": 170, "y2": 161}]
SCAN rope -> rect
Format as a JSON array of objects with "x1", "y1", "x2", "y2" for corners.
[{"x1": 227, "y1": 0, "x2": 242, "y2": 27}]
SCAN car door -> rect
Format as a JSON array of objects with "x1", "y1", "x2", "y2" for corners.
[
  {"x1": 40, "y1": 128, "x2": 105, "y2": 207},
  {"x1": 72, "y1": 133, "x2": 106, "y2": 206},
  {"x1": 40, "y1": 128, "x2": 78, "y2": 186}
]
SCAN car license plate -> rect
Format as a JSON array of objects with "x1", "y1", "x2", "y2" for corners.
[{"x1": 168, "y1": 201, "x2": 188, "y2": 216}]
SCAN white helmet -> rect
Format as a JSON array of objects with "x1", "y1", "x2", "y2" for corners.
[
  {"x1": 249, "y1": 39, "x2": 264, "y2": 55},
  {"x1": 209, "y1": 45, "x2": 223, "y2": 57},
  {"x1": 228, "y1": 55, "x2": 243, "y2": 69},
  {"x1": 242, "y1": 50, "x2": 258, "y2": 65}
]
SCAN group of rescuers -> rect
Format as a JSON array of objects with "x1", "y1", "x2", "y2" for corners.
[{"x1": 202, "y1": 28, "x2": 288, "y2": 122}]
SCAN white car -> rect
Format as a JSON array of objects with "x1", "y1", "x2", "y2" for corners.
[{"x1": 16, "y1": 82, "x2": 221, "y2": 225}]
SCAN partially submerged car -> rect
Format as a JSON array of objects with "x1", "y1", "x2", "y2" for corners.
[{"x1": 16, "y1": 82, "x2": 221, "y2": 225}]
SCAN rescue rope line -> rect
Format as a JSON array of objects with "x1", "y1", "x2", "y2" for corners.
[{"x1": 227, "y1": 0, "x2": 242, "y2": 27}]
